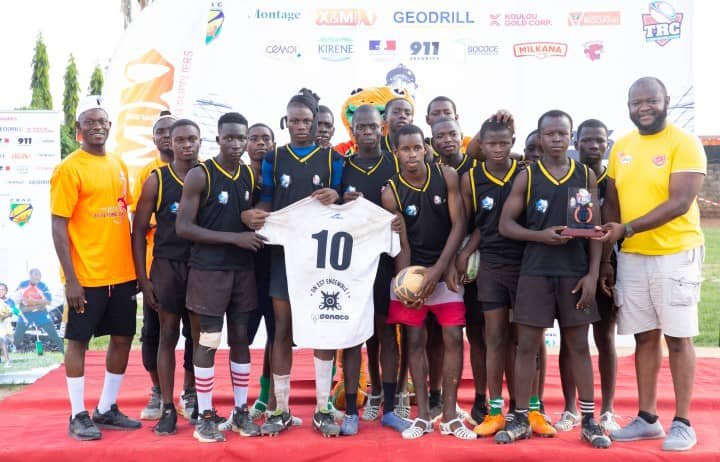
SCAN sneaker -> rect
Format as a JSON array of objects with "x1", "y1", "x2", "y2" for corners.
[
  {"x1": 467, "y1": 402, "x2": 488, "y2": 426},
  {"x1": 599, "y1": 411, "x2": 621, "y2": 434},
  {"x1": 529, "y1": 410, "x2": 557, "y2": 437},
  {"x1": 93, "y1": 404, "x2": 142, "y2": 430},
  {"x1": 473, "y1": 414, "x2": 506, "y2": 437},
  {"x1": 177, "y1": 389, "x2": 196, "y2": 420},
  {"x1": 261, "y1": 409, "x2": 293, "y2": 436},
  {"x1": 581, "y1": 418, "x2": 612, "y2": 449},
  {"x1": 662, "y1": 420, "x2": 697, "y2": 452},
  {"x1": 340, "y1": 414, "x2": 360, "y2": 436},
  {"x1": 313, "y1": 409, "x2": 340, "y2": 437},
  {"x1": 381, "y1": 411, "x2": 412, "y2": 432},
  {"x1": 361, "y1": 393, "x2": 382, "y2": 421},
  {"x1": 610, "y1": 416, "x2": 665, "y2": 442},
  {"x1": 68, "y1": 411, "x2": 102, "y2": 441},
  {"x1": 249, "y1": 399, "x2": 267, "y2": 421},
  {"x1": 193, "y1": 409, "x2": 225, "y2": 443},
  {"x1": 327, "y1": 401, "x2": 345, "y2": 420},
  {"x1": 140, "y1": 386, "x2": 162, "y2": 420},
  {"x1": 555, "y1": 410, "x2": 581, "y2": 432},
  {"x1": 153, "y1": 407, "x2": 177, "y2": 436},
  {"x1": 495, "y1": 412, "x2": 531, "y2": 444},
  {"x1": 230, "y1": 405, "x2": 261, "y2": 437}
]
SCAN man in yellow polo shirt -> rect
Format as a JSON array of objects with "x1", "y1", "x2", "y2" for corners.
[
  {"x1": 600, "y1": 77, "x2": 706, "y2": 452},
  {"x1": 51, "y1": 97, "x2": 142, "y2": 440}
]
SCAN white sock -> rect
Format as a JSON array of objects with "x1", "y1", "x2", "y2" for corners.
[
  {"x1": 314, "y1": 357, "x2": 334, "y2": 412},
  {"x1": 273, "y1": 373, "x2": 291, "y2": 412},
  {"x1": 66, "y1": 376, "x2": 85, "y2": 418},
  {"x1": 230, "y1": 362, "x2": 250, "y2": 408},
  {"x1": 194, "y1": 366, "x2": 215, "y2": 413},
  {"x1": 97, "y1": 371, "x2": 124, "y2": 414}
]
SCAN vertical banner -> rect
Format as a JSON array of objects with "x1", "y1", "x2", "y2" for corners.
[
  {"x1": 0, "y1": 111, "x2": 61, "y2": 295},
  {"x1": 104, "y1": 0, "x2": 210, "y2": 185}
]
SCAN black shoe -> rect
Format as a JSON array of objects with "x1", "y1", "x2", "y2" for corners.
[
  {"x1": 261, "y1": 409, "x2": 293, "y2": 436},
  {"x1": 469, "y1": 402, "x2": 488, "y2": 426},
  {"x1": 153, "y1": 407, "x2": 177, "y2": 436},
  {"x1": 190, "y1": 405, "x2": 223, "y2": 426},
  {"x1": 231, "y1": 404, "x2": 261, "y2": 437},
  {"x1": 193, "y1": 409, "x2": 225, "y2": 443},
  {"x1": 68, "y1": 411, "x2": 102, "y2": 441},
  {"x1": 581, "y1": 418, "x2": 612, "y2": 449},
  {"x1": 92, "y1": 404, "x2": 142, "y2": 430},
  {"x1": 495, "y1": 412, "x2": 531, "y2": 444},
  {"x1": 313, "y1": 410, "x2": 340, "y2": 437}
]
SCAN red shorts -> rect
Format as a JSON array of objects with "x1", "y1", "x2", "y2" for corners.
[{"x1": 387, "y1": 282, "x2": 466, "y2": 327}]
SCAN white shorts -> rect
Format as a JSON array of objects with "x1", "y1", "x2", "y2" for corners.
[{"x1": 615, "y1": 247, "x2": 703, "y2": 338}]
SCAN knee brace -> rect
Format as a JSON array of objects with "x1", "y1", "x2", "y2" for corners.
[{"x1": 199, "y1": 331, "x2": 222, "y2": 350}]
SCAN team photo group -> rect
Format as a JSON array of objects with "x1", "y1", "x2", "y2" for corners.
[{"x1": 50, "y1": 75, "x2": 706, "y2": 453}]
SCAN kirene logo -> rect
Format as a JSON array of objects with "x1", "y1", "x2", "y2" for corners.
[
  {"x1": 568, "y1": 11, "x2": 621, "y2": 26},
  {"x1": 393, "y1": 10, "x2": 475, "y2": 24},
  {"x1": 642, "y1": 1, "x2": 683, "y2": 47},
  {"x1": 316, "y1": 9, "x2": 376, "y2": 26},
  {"x1": 318, "y1": 37, "x2": 354, "y2": 62},
  {"x1": 513, "y1": 42, "x2": 568, "y2": 58}
]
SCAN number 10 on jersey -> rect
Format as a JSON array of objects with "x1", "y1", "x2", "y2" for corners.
[{"x1": 312, "y1": 230, "x2": 353, "y2": 270}]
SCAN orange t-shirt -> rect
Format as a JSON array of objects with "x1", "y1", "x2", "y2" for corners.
[{"x1": 50, "y1": 149, "x2": 136, "y2": 287}]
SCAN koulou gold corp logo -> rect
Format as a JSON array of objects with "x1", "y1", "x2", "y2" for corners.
[{"x1": 513, "y1": 42, "x2": 568, "y2": 58}]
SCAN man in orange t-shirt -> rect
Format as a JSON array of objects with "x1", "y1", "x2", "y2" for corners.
[{"x1": 51, "y1": 98, "x2": 141, "y2": 441}]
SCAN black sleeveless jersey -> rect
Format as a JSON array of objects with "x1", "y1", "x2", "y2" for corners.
[
  {"x1": 450, "y1": 153, "x2": 476, "y2": 177},
  {"x1": 596, "y1": 167, "x2": 608, "y2": 207},
  {"x1": 388, "y1": 163, "x2": 451, "y2": 267},
  {"x1": 153, "y1": 164, "x2": 191, "y2": 262},
  {"x1": 522, "y1": 158, "x2": 590, "y2": 277},
  {"x1": 189, "y1": 158, "x2": 255, "y2": 271},
  {"x1": 341, "y1": 151, "x2": 399, "y2": 206},
  {"x1": 270, "y1": 144, "x2": 340, "y2": 211},
  {"x1": 470, "y1": 160, "x2": 525, "y2": 264}
]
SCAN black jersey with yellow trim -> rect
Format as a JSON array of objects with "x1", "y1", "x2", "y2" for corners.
[
  {"x1": 189, "y1": 158, "x2": 255, "y2": 271},
  {"x1": 470, "y1": 160, "x2": 524, "y2": 264},
  {"x1": 388, "y1": 163, "x2": 451, "y2": 267},
  {"x1": 522, "y1": 158, "x2": 590, "y2": 277},
  {"x1": 341, "y1": 151, "x2": 399, "y2": 206},
  {"x1": 270, "y1": 144, "x2": 340, "y2": 211},
  {"x1": 596, "y1": 167, "x2": 608, "y2": 206},
  {"x1": 153, "y1": 164, "x2": 191, "y2": 261}
]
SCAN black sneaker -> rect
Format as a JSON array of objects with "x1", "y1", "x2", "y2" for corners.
[
  {"x1": 231, "y1": 404, "x2": 261, "y2": 437},
  {"x1": 313, "y1": 409, "x2": 340, "y2": 437},
  {"x1": 178, "y1": 389, "x2": 197, "y2": 420},
  {"x1": 261, "y1": 409, "x2": 293, "y2": 436},
  {"x1": 469, "y1": 402, "x2": 488, "y2": 426},
  {"x1": 495, "y1": 412, "x2": 532, "y2": 444},
  {"x1": 153, "y1": 407, "x2": 177, "y2": 436},
  {"x1": 68, "y1": 411, "x2": 102, "y2": 441},
  {"x1": 92, "y1": 404, "x2": 142, "y2": 430},
  {"x1": 581, "y1": 418, "x2": 612, "y2": 449},
  {"x1": 190, "y1": 406, "x2": 224, "y2": 426},
  {"x1": 193, "y1": 409, "x2": 226, "y2": 443}
]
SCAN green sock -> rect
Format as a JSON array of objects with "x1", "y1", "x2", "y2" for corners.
[
  {"x1": 489, "y1": 397, "x2": 504, "y2": 416},
  {"x1": 529, "y1": 395, "x2": 541, "y2": 412},
  {"x1": 257, "y1": 375, "x2": 270, "y2": 407}
]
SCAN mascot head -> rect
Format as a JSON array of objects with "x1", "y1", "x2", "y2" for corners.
[{"x1": 340, "y1": 86, "x2": 415, "y2": 140}]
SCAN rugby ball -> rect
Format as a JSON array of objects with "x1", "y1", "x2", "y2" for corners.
[
  {"x1": 465, "y1": 250, "x2": 480, "y2": 282},
  {"x1": 649, "y1": 1, "x2": 677, "y2": 23},
  {"x1": 392, "y1": 266, "x2": 426, "y2": 305}
]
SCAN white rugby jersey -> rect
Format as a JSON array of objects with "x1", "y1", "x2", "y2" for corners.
[{"x1": 258, "y1": 196, "x2": 400, "y2": 349}]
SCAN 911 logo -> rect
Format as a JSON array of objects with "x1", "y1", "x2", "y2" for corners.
[
  {"x1": 642, "y1": 1, "x2": 683, "y2": 47},
  {"x1": 410, "y1": 41, "x2": 439, "y2": 61}
]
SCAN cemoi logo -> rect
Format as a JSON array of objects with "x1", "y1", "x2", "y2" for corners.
[
  {"x1": 316, "y1": 8, "x2": 376, "y2": 26},
  {"x1": 642, "y1": 1, "x2": 683, "y2": 47},
  {"x1": 317, "y1": 37, "x2": 354, "y2": 62},
  {"x1": 513, "y1": 42, "x2": 568, "y2": 58},
  {"x1": 264, "y1": 42, "x2": 301, "y2": 60}
]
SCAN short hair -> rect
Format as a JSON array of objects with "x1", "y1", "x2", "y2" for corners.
[
  {"x1": 318, "y1": 105, "x2": 334, "y2": 124},
  {"x1": 479, "y1": 118, "x2": 514, "y2": 138},
  {"x1": 153, "y1": 110, "x2": 176, "y2": 133},
  {"x1": 384, "y1": 97, "x2": 413, "y2": 118},
  {"x1": 170, "y1": 118, "x2": 201, "y2": 136},
  {"x1": 393, "y1": 124, "x2": 425, "y2": 148},
  {"x1": 576, "y1": 119, "x2": 608, "y2": 140},
  {"x1": 629, "y1": 76, "x2": 667, "y2": 99},
  {"x1": 248, "y1": 123, "x2": 275, "y2": 141},
  {"x1": 537, "y1": 110, "x2": 573, "y2": 132},
  {"x1": 525, "y1": 129, "x2": 538, "y2": 144},
  {"x1": 426, "y1": 96, "x2": 457, "y2": 116},
  {"x1": 352, "y1": 104, "x2": 381, "y2": 127},
  {"x1": 217, "y1": 112, "x2": 248, "y2": 132},
  {"x1": 431, "y1": 116, "x2": 461, "y2": 133}
]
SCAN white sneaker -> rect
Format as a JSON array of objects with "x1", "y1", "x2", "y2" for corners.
[
  {"x1": 599, "y1": 411, "x2": 621, "y2": 434},
  {"x1": 554, "y1": 410, "x2": 580, "y2": 432}
]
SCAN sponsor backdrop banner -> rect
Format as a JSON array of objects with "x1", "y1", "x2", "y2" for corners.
[{"x1": 0, "y1": 111, "x2": 62, "y2": 295}]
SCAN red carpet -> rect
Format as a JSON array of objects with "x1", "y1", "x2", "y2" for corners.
[{"x1": 1, "y1": 349, "x2": 719, "y2": 462}]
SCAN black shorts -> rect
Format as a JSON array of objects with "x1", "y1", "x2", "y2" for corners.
[
  {"x1": 150, "y1": 258, "x2": 188, "y2": 315},
  {"x1": 268, "y1": 246, "x2": 289, "y2": 301},
  {"x1": 373, "y1": 255, "x2": 394, "y2": 317},
  {"x1": 596, "y1": 285, "x2": 616, "y2": 323},
  {"x1": 514, "y1": 275, "x2": 600, "y2": 328},
  {"x1": 248, "y1": 249, "x2": 275, "y2": 344},
  {"x1": 186, "y1": 268, "x2": 257, "y2": 317},
  {"x1": 65, "y1": 280, "x2": 138, "y2": 342},
  {"x1": 476, "y1": 261, "x2": 520, "y2": 312},
  {"x1": 464, "y1": 281, "x2": 484, "y2": 324}
]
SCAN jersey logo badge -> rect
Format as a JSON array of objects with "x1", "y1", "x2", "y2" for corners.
[
  {"x1": 618, "y1": 152, "x2": 632, "y2": 165},
  {"x1": 346, "y1": 185, "x2": 356, "y2": 193},
  {"x1": 218, "y1": 191, "x2": 229, "y2": 205},
  {"x1": 433, "y1": 195, "x2": 443, "y2": 205},
  {"x1": 319, "y1": 291, "x2": 342, "y2": 311},
  {"x1": 312, "y1": 174, "x2": 322, "y2": 186},
  {"x1": 652, "y1": 155, "x2": 667, "y2": 167},
  {"x1": 244, "y1": 190, "x2": 250, "y2": 201},
  {"x1": 280, "y1": 174, "x2": 291, "y2": 188},
  {"x1": 330, "y1": 213, "x2": 343, "y2": 219},
  {"x1": 535, "y1": 199, "x2": 548, "y2": 213},
  {"x1": 405, "y1": 204, "x2": 418, "y2": 216},
  {"x1": 169, "y1": 202, "x2": 179, "y2": 214},
  {"x1": 481, "y1": 196, "x2": 494, "y2": 210}
]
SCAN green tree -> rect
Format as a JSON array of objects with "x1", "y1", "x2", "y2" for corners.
[
  {"x1": 30, "y1": 33, "x2": 52, "y2": 110},
  {"x1": 61, "y1": 55, "x2": 80, "y2": 157},
  {"x1": 88, "y1": 64, "x2": 104, "y2": 95}
]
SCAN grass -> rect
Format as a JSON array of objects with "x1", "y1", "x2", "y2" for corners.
[
  {"x1": 0, "y1": 351, "x2": 63, "y2": 374},
  {"x1": 698, "y1": 227, "x2": 720, "y2": 347}
]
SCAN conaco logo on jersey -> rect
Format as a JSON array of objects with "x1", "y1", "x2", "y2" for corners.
[
  {"x1": 513, "y1": 42, "x2": 568, "y2": 58},
  {"x1": 393, "y1": 10, "x2": 475, "y2": 24},
  {"x1": 316, "y1": 8, "x2": 376, "y2": 26}
]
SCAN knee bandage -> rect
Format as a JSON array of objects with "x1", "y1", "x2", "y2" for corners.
[{"x1": 199, "y1": 331, "x2": 222, "y2": 350}]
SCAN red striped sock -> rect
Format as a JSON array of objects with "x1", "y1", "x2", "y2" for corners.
[
  {"x1": 194, "y1": 366, "x2": 214, "y2": 413},
  {"x1": 230, "y1": 362, "x2": 250, "y2": 408}
]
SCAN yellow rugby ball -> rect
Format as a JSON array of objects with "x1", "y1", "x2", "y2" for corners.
[{"x1": 392, "y1": 266, "x2": 426, "y2": 305}]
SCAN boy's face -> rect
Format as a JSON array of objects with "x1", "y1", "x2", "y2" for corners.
[
  {"x1": 153, "y1": 118, "x2": 174, "y2": 154},
  {"x1": 286, "y1": 104, "x2": 314, "y2": 145},
  {"x1": 576, "y1": 126, "x2": 608, "y2": 164},
  {"x1": 480, "y1": 129, "x2": 514, "y2": 163},
  {"x1": 539, "y1": 116, "x2": 572, "y2": 158},
  {"x1": 247, "y1": 126, "x2": 274, "y2": 163},
  {"x1": 394, "y1": 133, "x2": 425, "y2": 174},
  {"x1": 426, "y1": 100, "x2": 456, "y2": 126},
  {"x1": 385, "y1": 100, "x2": 413, "y2": 133},
  {"x1": 431, "y1": 120, "x2": 462, "y2": 157},
  {"x1": 171, "y1": 125, "x2": 201, "y2": 162},
  {"x1": 524, "y1": 133, "x2": 540, "y2": 162},
  {"x1": 352, "y1": 111, "x2": 382, "y2": 150},
  {"x1": 217, "y1": 123, "x2": 248, "y2": 162},
  {"x1": 315, "y1": 111, "x2": 335, "y2": 147}
]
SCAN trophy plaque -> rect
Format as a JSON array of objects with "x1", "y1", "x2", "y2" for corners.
[{"x1": 561, "y1": 187, "x2": 604, "y2": 238}]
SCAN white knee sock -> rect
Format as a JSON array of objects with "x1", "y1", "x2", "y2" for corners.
[
  {"x1": 314, "y1": 357, "x2": 334, "y2": 412},
  {"x1": 273, "y1": 373, "x2": 291, "y2": 412},
  {"x1": 230, "y1": 362, "x2": 250, "y2": 408},
  {"x1": 66, "y1": 376, "x2": 85, "y2": 418},
  {"x1": 194, "y1": 366, "x2": 215, "y2": 413},
  {"x1": 97, "y1": 371, "x2": 124, "y2": 414}
]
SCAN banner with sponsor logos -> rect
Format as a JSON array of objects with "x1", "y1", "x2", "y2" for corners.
[{"x1": 0, "y1": 111, "x2": 62, "y2": 296}]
